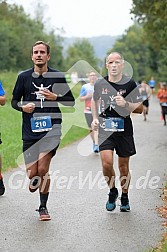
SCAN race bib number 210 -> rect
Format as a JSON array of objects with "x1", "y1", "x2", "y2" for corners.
[{"x1": 31, "y1": 116, "x2": 52, "y2": 132}]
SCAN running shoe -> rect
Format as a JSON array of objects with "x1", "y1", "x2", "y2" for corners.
[
  {"x1": 93, "y1": 144, "x2": 99, "y2": 153},
  {"x1": 29, "y1": 177, "x2": 40, "y2": 193},
  {"x1": 120, "y1": 195, "x2": 130, "y2": 212},
  {"x1": 0, "y1": 178, "x2": 5, "y2": 196},
  {"x1": 106, "y1": 188, "x2": 118, "y2": 211},
  {"x1": 37, "y1": 207, "x2": 51, "y2": 221}
]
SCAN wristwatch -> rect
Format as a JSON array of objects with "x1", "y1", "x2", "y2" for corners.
[{"x1": 124, "y1": 101, "x2": 130, "y2": 109}]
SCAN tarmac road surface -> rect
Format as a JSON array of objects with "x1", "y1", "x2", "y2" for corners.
[{"x1": 0, "y1": 95, "x2": 166, "y2": 252}]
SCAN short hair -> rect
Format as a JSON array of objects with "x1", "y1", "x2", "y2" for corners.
[
  {"x1": 88, "y1": 71, "x2": 97, "y2": 76},
  {"x1": 32, "y1": 41, "x2": 50, "y2": 54},
  {"x1": 106, "y1": 52, "x2": 124, "y2": 63}
]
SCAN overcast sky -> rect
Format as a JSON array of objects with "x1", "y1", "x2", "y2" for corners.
[{"x1": 7, "y1": 0, "x2": 134, "y2": 37}]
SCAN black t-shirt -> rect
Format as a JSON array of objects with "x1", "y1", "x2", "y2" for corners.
[
  {"x1": 12, "y1": 67, "x2": 75, "y2": 140},
  {"x1": 93, "y1": 75, "x2": 142, "y2": 136}
]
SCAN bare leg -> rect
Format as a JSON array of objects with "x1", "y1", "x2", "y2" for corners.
[
  {"x1": 90, "y1": 128, "x2": 99, "y2": 152},
  {"x1": 118, "y1": 156, "x2": 131, "y2": 193},
  {"x1": 93, "y1": 129, "x2": 99, "y2": 146},
  {"x1": 101, "y1": 150, "x2": 119, "y2": 211},
  {"x1": 100, "y1": 150, "x2": 115, "y2": 188},
  {"x1": 143, "y1": 106, "x2": 148, "y2": 121}
]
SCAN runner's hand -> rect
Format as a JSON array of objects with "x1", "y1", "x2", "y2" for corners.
[
  {"x1": 22, "y1": 103, "x2": 35, "y2": 113},
  {"x1": 91, "y1": 119, "x2": 99, "y2": 131},
  {"x1": 39, "y1": 89, "x2": 57, "y2": 100},
  {"x1": 114, "y1": 94, "x2": 126, "y2": 107}
]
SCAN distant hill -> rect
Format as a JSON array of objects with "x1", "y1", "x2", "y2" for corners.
[{"x1": 62, "y1": 35, "x2": 121, "y2": 60}]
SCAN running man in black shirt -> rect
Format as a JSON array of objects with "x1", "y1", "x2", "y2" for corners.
[
  {"x1": 11, "y1": 41, "x2": 75, "y2": 220},
  {"x1": 91, "y1": 52, "x2": 143, "y2": 212}
]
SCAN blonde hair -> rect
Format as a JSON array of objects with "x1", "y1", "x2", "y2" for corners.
[{"x1": 32, "y1": 41, "x2": 50, "y2": 54}]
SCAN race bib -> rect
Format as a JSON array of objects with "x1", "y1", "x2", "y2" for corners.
[
  {"x1": 31, "y1": 116, "x2": 52, "y2": 132},
  {"x1": 142, "y1": 95, "x2": 148, "y2": 101},
  {"x1": 104, "y1": 117, "x2": 124, "y2": 132}
]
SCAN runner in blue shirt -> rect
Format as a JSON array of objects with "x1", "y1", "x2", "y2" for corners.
[
  {"x1": 80, "y1": 71, "x2": 99, "y2": 153},
  {"x1": 148, "y1": 76, "x2": 156, "y2": 94}
]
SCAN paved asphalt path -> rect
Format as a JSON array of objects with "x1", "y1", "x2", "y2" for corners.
[{"x1": 0, "y1": 96, "x2": 167, "y2": 252}]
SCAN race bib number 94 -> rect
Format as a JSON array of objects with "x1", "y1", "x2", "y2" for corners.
[{"x1": 104, "y1": 117, "x2": 124, "y2": 132}]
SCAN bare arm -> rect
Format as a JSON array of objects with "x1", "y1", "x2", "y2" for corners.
[
  {"x1": 0, "y1": 95, "x2": 6, "y2": 106},
  {"x1": 114, "y1": 95, "x2": 143, "y2": 114},
  {"x1": 146, "y1": 85, "x2": 152, "y2": 99},
  {"x1": 80, "y1": 93, "x2": 93, "y2": 102},
  {"x1": 131, "y1": 102, "x2": 143, "y2": 113},
  {"x1": 91, "y1": 98, "x2": 99, "y2": 130}
]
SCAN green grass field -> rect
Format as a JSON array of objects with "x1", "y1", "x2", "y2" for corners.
[{"x1": 0, "y1": 72, "x2": 89, "y2": 171}]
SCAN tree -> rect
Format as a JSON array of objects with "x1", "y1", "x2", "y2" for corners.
[
  {"x1": 131, "y1": 0, "x2": 167, "y2": 50},
  {"x1": 131, "y1": 0, "x2": 167, "y2": 81},
  {"x1": 0, "y1": 0, "x2": 64, "y2": 71},
  {"x1": 65, "y1": 39, "x2": 100, "y2": 75}
]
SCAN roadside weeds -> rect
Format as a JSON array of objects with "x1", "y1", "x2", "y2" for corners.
[{"x1": 152, "y1": 187, "x2": 167, "y2": 251}]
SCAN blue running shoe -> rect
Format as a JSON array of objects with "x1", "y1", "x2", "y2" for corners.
[
  {"x1": 106, "y1": 188, "x2": 118, "y2": 211},
  {"x1": 93, "y1": 144, "x2": 99, "y2": 153},
  {"x1": 120, "y1": 195, "x2": 130, "y2": 212}
]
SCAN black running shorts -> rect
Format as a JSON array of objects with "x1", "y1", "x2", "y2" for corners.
[
  {"x1": 99, "y1": 133, "x2": 136, "y2": 157},
  {"x1": 23, "y1": 135, "x2": 60, "y2": 164}
]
